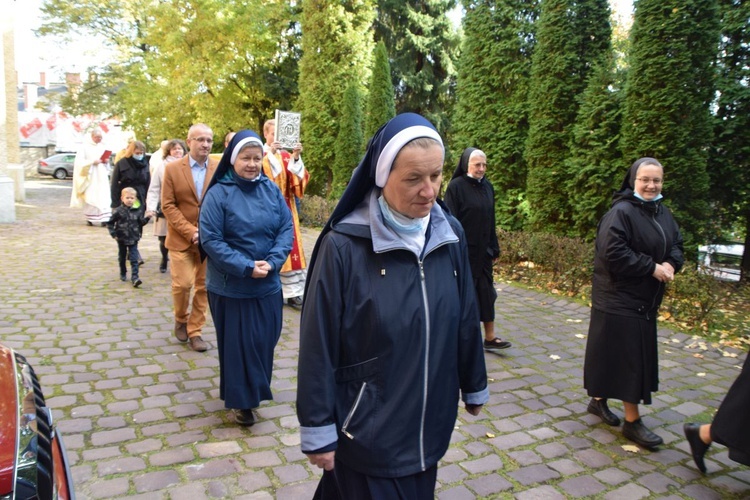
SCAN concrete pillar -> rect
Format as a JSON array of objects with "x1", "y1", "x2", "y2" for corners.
[
  {"x1": 0, "y1": 0, "x2": 18, "y2": 222},
  {"x1": 7, "y1": 163, "x2": 23, "y2": 202},
  {"x1": 0, "y1": 176, "x2": 14, "y2": 223}
]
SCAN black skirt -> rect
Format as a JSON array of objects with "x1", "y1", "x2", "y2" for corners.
[
  {"x1": 472, "y1": 256, "x2": 498, "y2": 323},
  {"x1": 711, "y1": 352, "x2": 750, "y2": 466},
  {"x1": 584, "y1": 308, "x2": 659, "y2": 404},
  {"x1": 313, "y1": 460, "x2": 437, "y2": 500}
]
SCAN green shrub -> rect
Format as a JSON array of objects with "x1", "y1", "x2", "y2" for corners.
[
  {"x1": 299, "y1": 195, "x2": 338, "y2": 228},
  {"x1": 662, "y1": 262, "x2": 729, "y2": 333},
  {"x1": 496, "y1": 230, "x2": 593, "y2": 296}
]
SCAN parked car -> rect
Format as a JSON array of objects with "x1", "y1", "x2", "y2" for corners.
[
  {"x1": 37, "y1": 153, "x2": 76, "y2": 180},
  {"x1": 0, "y1": 343, "x2": 75, "y2": 500},
  {"x1": 697, "y1": 243, "x2": 744, "y2": 282}
]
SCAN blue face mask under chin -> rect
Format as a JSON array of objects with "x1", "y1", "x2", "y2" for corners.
[
  {"x1": 133, "y1": 154, "x2": 144, "y2": 161},
  {"x1": 378, "y1": 195, "x2": 424, "y2": 234}
]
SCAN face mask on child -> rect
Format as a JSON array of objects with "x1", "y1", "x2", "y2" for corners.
[{"x1": 133, "y1": 154, "x2": 145, "y2": 161}]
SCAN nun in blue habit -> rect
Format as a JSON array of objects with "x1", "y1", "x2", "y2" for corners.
[
  {"x1": 199, "y1": 130, "x2": 293, "y2": 426},
  {"x1": 297, "y1": 113, "x2": 489, "y2": 499}
]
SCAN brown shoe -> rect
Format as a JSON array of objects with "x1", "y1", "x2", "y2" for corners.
[
  {"x1": 188, "y1": 336, "x2": 208, "y2": 352},
  {"x1": 174, "y1": 321, "x2": 188, "y2": 342}
]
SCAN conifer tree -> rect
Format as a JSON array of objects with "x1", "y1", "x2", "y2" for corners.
[
  {"x1": 707, "y1": 0, "x2": 750, "y2": 279},
  {"x1": 452, "y1": 0, "x2": 539, "y2": 231},
  {"x1": 365, "y1": 41, "x2": 396, "y2": 140},
  {"x1": 565, "y1": 54, "x2": 624, "y2": 240},
  {"x1": 333, "y1": 83, "x2": 365, "y2": 198},
  {"x1": 373, "y1": 0, "x2": 459, "y2": 132},
  {"x1": 620, "y1": 0, "x2": 720, "y2": 248},
  {"x1": 297, "y1": 0, "x2": 375, "y2": 196},
  {"x1": 524, "y1": 0, "x2": 612, "y2": 234}
]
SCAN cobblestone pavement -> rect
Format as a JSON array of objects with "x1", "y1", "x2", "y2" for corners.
[{"x1": 1, "y1": 178, "x2": 749, "y2": 499}]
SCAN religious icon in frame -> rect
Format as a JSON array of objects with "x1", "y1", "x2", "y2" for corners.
[{"x1": 274, "y1": 110, "x2": 301, "y2": 150}]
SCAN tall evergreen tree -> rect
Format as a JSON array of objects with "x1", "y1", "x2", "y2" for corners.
[
  {"x1": 297, "y1": 0, "x2": 375, "y2": 196},
  {"x1": 565, "y1": 53, "x2": 624, "y2": 240},
  {"x1": 373, "y1": 0, "x2": 459, "y2": 132},
  {"x1": 524, "y1": 0, "x2": 612, "y2": 234},
  {"x1": 620, "y1": 0, "x2": 720, "y2": 249},
  {"x1": 365, "y1": 41, "x2": 396, "y2": 139},
  {"x1": 707, "y1": 0, "x2": 750, "y2": 279},
  {"x1": 333, "y1": 83, "x2": 365, "y2": 198},
  {"x1": 452, "y1": 0, "x2": 539, "y2": 231}
]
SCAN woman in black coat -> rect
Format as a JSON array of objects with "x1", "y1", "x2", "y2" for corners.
[
  {"x1": 444, "y1": 148, "x2": 510, "y2": 350},
  {"x1": 584, "y1": 157, "x2": 684, "y2": 449},
  {"x1": 684, "y1": 352, "x2": 750, "y2": 473},
  {"x1": 110, "y1": 140, "x2": 150, "y2": 209}
]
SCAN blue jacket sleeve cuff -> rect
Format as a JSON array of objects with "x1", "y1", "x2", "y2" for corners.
[
  {"x1": 301, "y1": 424, "x2": 338, "y2": 453},
  {"x1": 462, "y1": 386, "x2": 489, "y2": 406}
]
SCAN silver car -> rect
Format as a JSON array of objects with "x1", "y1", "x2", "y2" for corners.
[{"x1": 37, "y1": 153, "x2": 76, "y2": 180}]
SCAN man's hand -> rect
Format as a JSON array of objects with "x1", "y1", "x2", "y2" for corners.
[
  {"x1": 191, "y1": 231, "x2": 199, "y2": 244},
  {"x1": 308, "y1": 451, "x2": 335, "y2": 471},
  {"x1": 293, "y1": 143, "x2": 303, "y2": 160}
]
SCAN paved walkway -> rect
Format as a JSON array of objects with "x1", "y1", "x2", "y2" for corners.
[{"x1": 1, "y1": 178, "x2": 749, "y2": 499}]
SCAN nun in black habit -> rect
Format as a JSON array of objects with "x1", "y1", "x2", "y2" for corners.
[
  {"x1": 583, "y1": 157, "x2": 684, "y2": 449},
  {"x1": 684, "y1": 352, "x2": 750, "y2": 473},
  {"x1": 444, "y1": 147, "x2": 511, "y2": 350}
]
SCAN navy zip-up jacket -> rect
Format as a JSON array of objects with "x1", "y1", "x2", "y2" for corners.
[{"x1": 297, "y1": 191, "x2": 489, "y2": 478}]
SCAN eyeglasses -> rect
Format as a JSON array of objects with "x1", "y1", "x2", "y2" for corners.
[
  {"x1": 636, "y1": 177, "x2": 663, "y2": 185},
  {"x1": 189, "y1": 137, "x2": 213, "y2": 144}
]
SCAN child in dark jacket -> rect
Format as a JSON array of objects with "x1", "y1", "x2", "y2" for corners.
[{"x1": 107, "y1": 187, "x2": 151, "y2": 287}]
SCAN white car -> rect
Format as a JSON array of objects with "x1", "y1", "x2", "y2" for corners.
[{"x1": 697, "y1": 244, "x2": 743, "y2": 282}]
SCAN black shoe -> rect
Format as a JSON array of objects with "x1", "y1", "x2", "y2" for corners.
[
  {"x1": 132, "y1": 278, "x2": 142, "y2": 288},
  {"x1": 234, "y1": 409, "x2": 255, "y2": 426},
  {"x1": 138, "y1": 260, "x2": 145, "y2": 266},
  {"x1": 159, "y1": 259, "x2": 168, "y2": 273},
  {"x1": 587, "y1": 398, "x2": 621, "y2": 426},
  {"x1": 684, "y1": 423, "x2": 710, "y2": 473},
  {"x1": 87, "y1": 221, "x2": 94, "y2": 226},
  {"x1": 286, "y1": 296, "x2": 303, "y2": 309},
  {"x1": 484, "y1": 338, "x2": 511, "y2": 350},
  {"x1": 622, "y1": 418, "x2": 663, "y2": 449},
  {"x1": 120, "y1": 274, "x2": 127, "y2": 281}
]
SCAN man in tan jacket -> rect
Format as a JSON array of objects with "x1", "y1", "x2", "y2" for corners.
[{"x1": 161, "y1": 124, "x2": 218, "y2": 352}]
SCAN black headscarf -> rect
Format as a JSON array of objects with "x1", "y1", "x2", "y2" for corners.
[
  {"x1": 620, "y1": 157, "x2": 662, "y2": 192},
  {"x1": 450, "y1": 147, "x2": 479, "y2": 181}
]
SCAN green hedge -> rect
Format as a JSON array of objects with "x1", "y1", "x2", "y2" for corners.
[{"x1": 297, "y1": 198, "x2": 746, "y2": 341}]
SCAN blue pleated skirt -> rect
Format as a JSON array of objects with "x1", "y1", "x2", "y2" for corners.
[{"x1": 208, "y1": 291, "x2": 283, "y2": 409}]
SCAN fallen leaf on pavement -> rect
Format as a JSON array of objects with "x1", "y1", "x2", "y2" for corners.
[
  {"x1": 693, "y1": 353, "x2": 704, "y2": 359},
  {"x1": 549, "y1": 355, "x2": 561, "y2": 360},
  {"x1": 622, "y1": 445, "x2": 640, "y2": 453},
  {"x1": 575, "y1": 334, "x2": 586, "y2": 339},
  {"x1": 697, "y1": 372, "x2": 706, "y2": 377},
  {"x1": 486, "y1": 432, "x2": 495, "y2": 438}
]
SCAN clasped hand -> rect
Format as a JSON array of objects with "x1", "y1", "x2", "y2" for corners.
[
  {"x1": 653, "y1": 262, "x2": 675, "y2": 283},
  {"x1": 252, "y1": 261, "x2": 271, "y2": 278}
]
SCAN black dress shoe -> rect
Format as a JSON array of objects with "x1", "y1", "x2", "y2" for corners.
[
  {"x1": 587, "y1": 398, "x2": 621, "y2": 426},
  {"x1": 684, "y1": 423, "x2": 710, "y2": 473},
  {"x1": 622, "y1": 418, "x2": 663, "y2": 449},
  {"x1": 286, "y1": 296, "x2": 303, "y2": 309},
  {"x1": 234, "y1": 409, "x2": 256, "y2": 426}
]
